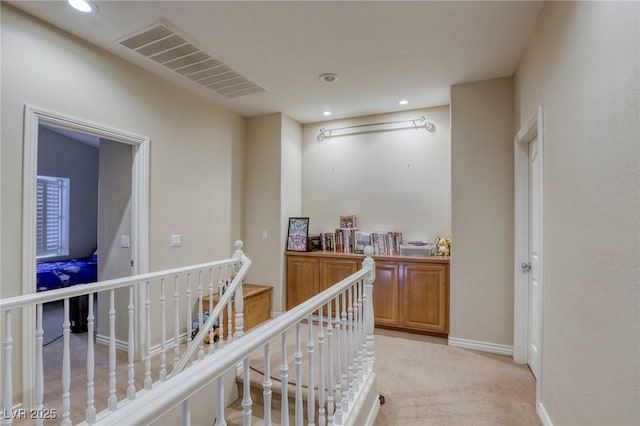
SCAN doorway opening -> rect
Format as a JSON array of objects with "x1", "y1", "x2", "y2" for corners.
[
  {"x1": 21, "y1": 104, "x2": 149, "y2": 408},
  {"x1": 513, "y1": 105, "x2": 544, "y2": 410}
]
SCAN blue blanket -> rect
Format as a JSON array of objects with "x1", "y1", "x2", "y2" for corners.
[{"x1": 36, "y1": 255, "x2": 98, "y2": 292}]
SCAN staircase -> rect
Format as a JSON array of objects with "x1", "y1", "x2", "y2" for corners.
[{"x1": 1, "y1": 243, "x2": 380, "y2": 425}]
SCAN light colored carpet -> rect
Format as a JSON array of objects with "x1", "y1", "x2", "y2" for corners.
[
  {"x1": 25, "y1": 317, "x2": 538, "y2": 426},
  {"x1": 233, "y1": 327, "x2": 538, "y2": 426},
  {"x1": 372, "y1": 329, "x2": 539, "y2": 426}
]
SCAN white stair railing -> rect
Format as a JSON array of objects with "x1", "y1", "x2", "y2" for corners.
[
  {"x1": 91, "y1": 246, "x2": 378, "y2": 426},
  {"x1": 0, "y1": 240, "x2": 249, "y2": 426}
]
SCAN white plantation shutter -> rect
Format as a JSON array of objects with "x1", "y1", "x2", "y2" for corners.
[{"x1": 36, "y1": 176, "x2": 70, "y2": 258}]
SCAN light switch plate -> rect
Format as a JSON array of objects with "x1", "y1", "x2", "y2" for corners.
[
  {"x1": 120, "y1": 235, "x2": 130, "y2": 248},
  {"x1": 171, "y1": 234, "x2": 181, "y2": 247}
]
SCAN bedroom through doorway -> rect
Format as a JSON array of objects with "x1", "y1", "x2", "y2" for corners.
[{"x1": 36, "y1": 124, "x2": 133, "y2": 345}]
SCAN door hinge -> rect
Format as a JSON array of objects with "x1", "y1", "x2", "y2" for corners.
[
  {"x1": 131, "y1": 260, "x2": 134, "y2": 267},
  {"x1": 521, "y1": 262, "x2": 532, "y2": 272}
]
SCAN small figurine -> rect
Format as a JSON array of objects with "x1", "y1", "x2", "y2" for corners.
[{"x1": 436, "y1": 236, "x2": 451, "y2": 257}]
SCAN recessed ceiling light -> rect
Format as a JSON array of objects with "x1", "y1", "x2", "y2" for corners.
[
  {"x1": 68, "y1": 0, "x2": 93, "y2": 12},
  {"x1": 323, "y1": 111, "x2": 332, "y2": 116},
  {"x1": 319, "y1": 73, "x2": 339, "y2": 83},
  {"x1": 399, "y1": 100, "x2": 409, "y2": 105}
]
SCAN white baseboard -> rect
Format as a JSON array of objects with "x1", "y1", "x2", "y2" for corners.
[
  {"x1": 365, "y1": 394, "x2": 381, "y2": 426},
  {"x1": 537, "y1": 402, "x2": 553, "y2": 426},
  {"x1": 96, "y1": 334, "x2": 128, "y2": 351},
  {"x1": 150, "y1": 333, "x2": 189, "y2": 357},
  {"x1": 448, "y1": 337, "x2": 513, "y2": 356},
  {"x1": 96, "y1": 333, "x2": 188, "y2": 356}
]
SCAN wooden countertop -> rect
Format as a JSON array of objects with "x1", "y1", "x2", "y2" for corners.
[{"x1": 285, "y1": 250, "x2": 450, "y2": 264}]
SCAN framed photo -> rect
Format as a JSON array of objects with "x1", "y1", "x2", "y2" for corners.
[{"x1": 286, "y1": 217, "x2": 310, "y2": 251}]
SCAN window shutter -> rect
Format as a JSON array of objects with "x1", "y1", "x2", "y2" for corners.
[{"x1": 36, "y1": 176, "x2": 68, "y2": 258}]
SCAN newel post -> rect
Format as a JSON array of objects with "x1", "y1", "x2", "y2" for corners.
[
  {"x1": 233, "y1": 240, "x2": 245, "y2": 339},
  {"x1": 362, "y1": 246, "x2": 375, "y2": 373}
]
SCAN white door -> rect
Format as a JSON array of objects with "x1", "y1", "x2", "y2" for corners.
[{"x1": 527, "y1": 136, "x2": 542, "y2": 379}]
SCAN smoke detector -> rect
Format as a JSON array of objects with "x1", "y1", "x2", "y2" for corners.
[{"x1": 319, "y1": 73, "x2": 339, "y2": 83}]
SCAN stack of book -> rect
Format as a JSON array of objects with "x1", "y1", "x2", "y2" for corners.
[{"x1": 321, "y1": 229, "x2": 403, "y2": 255}]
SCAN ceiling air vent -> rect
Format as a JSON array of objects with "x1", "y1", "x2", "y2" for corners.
[{"x1": 117, "y1": 22, "x2": 266, "y2": 99}]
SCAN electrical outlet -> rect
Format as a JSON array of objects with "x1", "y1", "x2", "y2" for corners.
[
  {"x1": 262, "y1": 230, "x2": 269, "y2": 240},
  {"x1": 120, "y1": 235, "x2": 130, "y2": 248},
  {"x1": 171, "y1": 234, "x2": 181, "y2": 247}
]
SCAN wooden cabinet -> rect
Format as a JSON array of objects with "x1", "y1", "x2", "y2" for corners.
[
  {"x1": 286, "y1": 256, "x2": 320, "y2": 308},
  {"x1": 203, "y1": 284, "x2": 272, "y2": 338},
  {"x1": 372, "y1": 261, "x2": 400, "y2": 327},
  {"x1": 285, "y1": 251, "x2": 449, "y2": 335},
  {"x1": 400, "y1": 263, "x2": 448, "y2": 333}
]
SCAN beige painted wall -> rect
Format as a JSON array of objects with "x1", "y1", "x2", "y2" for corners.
[
  {"x1": 450, "y1": 77, "x2": 514, "y2": 346},
  {"x1": 244, "y1": 113, "x2": 302, "y2": 313},
  {"x1": 514, "y1": 2, "x2": 640, "y2": 424},
  {"x1": 280, "y1": 115, "x2": 303, "y2": 310},
  {"x1": 301, "y1": 106, "x2": 451, "y2": 241},
  {"x1": 1, "y1": 4, "x2": 245, "y2": 399},
  {"x1": 244, "y1": 114, "x2": 283, "y2": 310}
]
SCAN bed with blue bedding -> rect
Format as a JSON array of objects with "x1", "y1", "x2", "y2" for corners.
[{"x1": 36, "y1": 254, "x2": 98, "y2": 292}]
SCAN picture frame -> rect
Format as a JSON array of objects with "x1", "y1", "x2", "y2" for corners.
[{"x1": 286, "y1": 217, "x2": 310, "y2": 252}]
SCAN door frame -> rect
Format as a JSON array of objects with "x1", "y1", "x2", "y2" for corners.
[
  {"x1": 513, "y1": 105, "x2": 544, "y2": 403},
  {"x1": 21, "y1": 104, "x2": 150, "y2": 407}
]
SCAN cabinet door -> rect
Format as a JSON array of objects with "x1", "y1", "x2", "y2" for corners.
[
  {"x1": 320, "y1": 258, "x2": 359, "y2": 291},
  {"x1": 286, "y1": 257, "x2": 320, "y2": 309},
  {"x1": 400, "y1": 263, "x2": 449, "y2": 333},
  {"x1": 372, "y1": 261, "x2": 400, "y2": 326},
  {"x1": 321, "y1": 258, "x2": 359, "y2": 316}
]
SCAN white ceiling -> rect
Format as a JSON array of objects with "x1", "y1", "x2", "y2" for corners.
[{"x1": 9, "y1": 1, "x2": 543, "y2": 124}]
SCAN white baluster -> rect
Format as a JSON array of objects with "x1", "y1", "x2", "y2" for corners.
[
  {"x1": 363, "y1": 247, "x2": 376, "y2": 373},
  {"x1": 218, "y1": 278, "x2": 225, "y2": 348},
  {"x1": 326, "y1": 301, "x2": 335, "y2": 426},
  {"x1": 62, "y1": 298, "x2": 71, "y2": 425},
  {"x1": 86, "y1": 294, "x2": 96, "y2": 423},
  {"x1": 317, "y1": 308, "x2": 326, "y2": 426},
  {"x1": 108, "y1": 290, "x2": 117, "y2": 411},
  {"x1": 359, "y1": 279, "x2": 366, "y2": 382},
  {"x1": 208, "y1": 268, "x2": 216, "y2": 354},
  {"x1": 35, "y1": 304, "x2": 44, "y2": 426},
  {"x1": 333, "y1": 295, "x2": 343, "y2": 425},
  {"x1": 144, "y1": 281, "x2": 152, "y2": 390},
  {"x1": 187, "y1": 274, "x2": 193, "y2": 352},
  {"x1": 263, "y1": 343, "x2": 272, "y2": 426},
  {"x1": 340, "y1": 292, "x2": 349, "y2": 412},
  {"x1": 198, "y1": 271, "x2": 204, "y2": 360},
  {"x1": 226, "y1": 280, "x2": 233, "y2": 342},
  {"x1": 160, "y1": 278, "x2": 167, "y2": 381},
  {"x1": 2, "y1": 311, "x2": 13, "y2": 426},
  {"x1": 357, "y1": 280, "x2": 365, "y2": 386},
  {"x1": 215, "y1": 376, "x2": 227, "y2": 426},
  {"x1": 295, "y1": 323, "x2": 303, "y2": 426},
  {"x1": 280, "y1": 332, "x2": 289, "y2": 426},
  {"x1": 354, "y1": 282, "x2": 362, "y2": 389},
  {"x1": 182, "y1": 400, "x2": 190, "y2": 426},
  {"x1": 242, "y1": 357, "x2": 252, "y2": 425},
  {"x1": 234, "y1": 284, "x2": 244, "y2": 339},
  {"x1": 127, "y1": 286, "x2": 136, "y2": 400},
  {"x1": 307, "y1": 315, "x2": 316, "y2": 426},
  {"x1": 347, "y1": 286, "x2": 355, "y2": 403},
  {"x1": 174, "y1": 276, "x2": 181, "y2": 365}
]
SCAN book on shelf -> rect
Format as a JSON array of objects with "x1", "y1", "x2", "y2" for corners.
[
  {"x1": 370, "y1": 231, "x2": 403, "y2": 255},
  {"x1": 320, "y1": 228, "x2": 403, "y2": 256}
]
